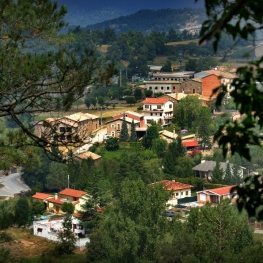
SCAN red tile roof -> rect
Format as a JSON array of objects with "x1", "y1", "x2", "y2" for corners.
[
  {"x1": 142, "y1": 98, "x2": 169, "y2": 104},
  {"x1": 59, "y1": 188, "x2": 87, "y2": 198},
  {"x1": 183, "y1": 141, "x2": 199, "y2": 147},
  {"x1": 47, "y1": 197, "x2": 64, "y2": 205},
  {"x1": 32, "y1": 192, "x2": 52, "y2": 200},
  {"x1": 208, "y1": 185, "x2": 236, "y2": 195},
  {"x1": 161, "y1": 180, "x2": 193, "y2": 191}
]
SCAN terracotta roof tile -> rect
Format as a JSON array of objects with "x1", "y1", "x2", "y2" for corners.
[
  {"x1": 32, "y1": 192, "x2": 52, "y2": 200},
  {"x1": 142, "y1": 98, "x2": 169, "y2": 104},
  {"x1": 182, "y1": 141, "x2": 199, "y2": 147},
  {"x1": 209, "y1": 185, "x2": 236, "y2": 195},
  {"x1": 59, "y1": 188, "x2": 87, "y2": 198},
  {"x1": 161, "y1": 180, "x2": 193, "y2": 191}
]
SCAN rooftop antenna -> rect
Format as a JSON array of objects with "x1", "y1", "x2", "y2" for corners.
[{"x1": 178, "y1": 51, "x2": 183, "y2": 72}]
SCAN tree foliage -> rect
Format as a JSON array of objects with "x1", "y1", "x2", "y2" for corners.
[
  {"x1": 173, "y1": 96, "x2": 202, "y2": 131},
  {"x1": 197, "y1": 0, "x2": 263, "y2": 216},
  {"x1": 129, "y1": 119, "x2": 137, "y2": 142},
  {"x1": 0, "y1": 0, "x2": 115, "y2": 165},
  {"x1": 105, "y1": 137, "x2": 119, "y2": 151},
  {"x1": 57, "y1": 215, "x2": 77, "y2": 255},
  {"x1": 120, "y1": 118, "x2": 129, "y2": 142},
  {"x1": 162, "y1": 137, "x2": 186, "y2": 174}
]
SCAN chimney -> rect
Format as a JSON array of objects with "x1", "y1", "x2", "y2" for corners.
[{"x1": 55, "y1": 193, "x2": 58, "y2": 200}]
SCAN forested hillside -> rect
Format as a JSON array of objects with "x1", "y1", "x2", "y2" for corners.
[{"x1": 85, "y1": 8, "x2": 206, "y2": 33}]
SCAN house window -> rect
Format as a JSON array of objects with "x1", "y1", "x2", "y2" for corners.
[
  {"x1": 149, "y1": 86, "x2": 152, "y2": 90},
  {"x1": 161, "y1": 87, "x2": 164, "y2": 90},
  {"x1": 155, "y1": 113, "x2": 157, "y2": 115},
  {"x1": 111, "y1": 131, "x2": 115, "y2": 137},
  {"x1": 117, "y1": 123, "x2": 121, "y2": 130},
  {"x1": 66, "y1": 127, "x2": 72, "y2": 132},
  {"x1": 181, "y1": 192, "x2": 183, "y2": 195},
  {"x1": 157, "y1": 105, "x2": 161, "y2": 109},
  {"x1": 186, "y1": 191, "x2": 189, "y2": 196},
  {"x1": 176, "y1": 193, "x2": 179, "y2": 196},
  {"x1": 145, "y1": 105, "x2": 149, "y2": 109},
  {"x1": 111, "y1": 124, "x2": 115, "y2": 128},
  {"x1": 60, "y1": 127, "x2": 65, "y2": 133},
  {"x1": 155, "y1": 87, "x2": 158, "y2": 90},
  {"x1": 150, "y1": 113, "x2": 153, "y2": 116},
  {"x1": 167, "y1": 87, "x2": 170, "y2": 90},
  {"x1": 37, "y1": 228, "x2": 43, "y2": 232},
  {"x1": 169, "y1": 104, "x2": 172, "y2": 108},
  {"x1": 160, "y1": 113, "x2": 162, "y2": 116},
  {"x1": 193, "y1": 88, "x2": 196, "y2": 93}
]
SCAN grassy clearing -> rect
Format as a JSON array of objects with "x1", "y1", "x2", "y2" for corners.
[
  {"x1": 254, "y1": 233, "x2": 263, "y2": 244},
  {"x1": 36, "y1": 101, "x2": 143, "y2": 120},
  {"x1": 166, "y1": 39, "x2": 199, "y2": 46},
  {"x1": 97, "y1": 44, "x2": 109, "y2": 53},
  {"x1": 1, "y1": 227, "x2": 86, "y2": 261}
]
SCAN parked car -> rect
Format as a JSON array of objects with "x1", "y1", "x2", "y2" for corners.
[{"x1": 162, "y1": 211, "x2": 175, "y2": 217}]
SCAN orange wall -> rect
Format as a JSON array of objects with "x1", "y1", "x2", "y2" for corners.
[{"x1": 202, "y1": 75, "x2": 221, "y2": 98}]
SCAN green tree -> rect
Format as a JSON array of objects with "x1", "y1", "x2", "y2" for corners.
[
  {"x1": 145, "y1": 90, "x2": 153, "y2": 98},
  {"x1": 61, "y1": 202, "x2": 75, "y2": 214},
  {"x1": 97, "y1": 96, "x2": 105, "y2": 107},
  {"x1": 120, "y1": 118, "x2": 129, "y2": 142},
  {"x1": 84, "y1": 97, "x2": 91, "y2": 109},
  {"x1": 129, "y1": 119, "x2": 137, "y2": 142},
  {"x1": 0, "y1": 247, "x2": 11, "y2": 263},
  {"x1": 86, "y1": 178, "x2": 169, "y2": 263},
  {"x1": 90, "y1": 97, "x2": 97, "y2": 108},
  {"x1": 105, "y1": 137, "x2": 119, "y2": 151},
  {"x1": 162, "y1": 137, "x2": 186, "y2": 174},
  {"x1": 45, "y1": 162, "x2": 68, "y2": 191},
  {"x1": 152, "y1": 138, "x2": 167, "y2": 158},
  {"x1": 211, "y1": 161, "x2": 224, "y2": 184},
  {"x1": 0, "y1": 0, "x2": 114, "y2": 162},
  {"x1": 141, "y1": 125, "x2": 159, "y2": 149},
  {"x1": 125, "y1": 96, "x2": 136, "y2": 105},
  {"x1": 198, "y1": 106, "x2": 212, "y2": 151},
  {"x1": 173, "y1": 96, "x2": 202, "y2": 131},
  {"x1": 57, "y1": 215, "x2": 77, "y2": 255},
  {"x1": 161, "y1": 60, "x2": 172, "y2": 72},
  {"x1": 134, "y1": 88, "x2": 143, "y2": 100},
  {"x1": 187, "y1": 199, "x2": 253, "y2": 263},
  {"x1": 31, "y1": 199, "x2": 46, "y2": 216},
  {"x1": 15, "y1": 197, "x2": 31, "y2": 226}
]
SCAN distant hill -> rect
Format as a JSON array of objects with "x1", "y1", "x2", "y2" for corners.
[{"x1": 85, "y1": 8, "x2": 206, "y2": 33}]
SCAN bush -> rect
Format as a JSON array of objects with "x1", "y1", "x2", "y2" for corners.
[{"x1": 105, "y1": 137, "x2": 119, "y2": 151}]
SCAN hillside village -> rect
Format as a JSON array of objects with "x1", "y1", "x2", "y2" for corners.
[{"x1": 1, "y1": 1, "x2": 263, "y2": 263}]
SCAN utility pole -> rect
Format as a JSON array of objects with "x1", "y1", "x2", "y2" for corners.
[{"x1": 68, "y1": 174, "x2": 69, "y2": 188}]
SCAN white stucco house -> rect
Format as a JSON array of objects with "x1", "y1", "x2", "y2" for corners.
[
  {"x1": 156, "y1": 180, "x2": 193, "y2": 207},
  {"x1": 33, "y1": 216, "x2": 90, "y2": 249},
  {"x1": 142, "y1": 97, "x2": 173, "y2": 125}
]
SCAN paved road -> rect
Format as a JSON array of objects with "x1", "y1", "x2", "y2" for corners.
[{"x1": 0, "y1": 173, "x2": 30, "y2": 197}]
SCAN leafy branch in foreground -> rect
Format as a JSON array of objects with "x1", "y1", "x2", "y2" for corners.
[
  {"x1": 0, "y1": 0, "x2": 116, "y2": 166},
  {"x1": 197, "y1": 0, "x2": 263, "y2": 217}
]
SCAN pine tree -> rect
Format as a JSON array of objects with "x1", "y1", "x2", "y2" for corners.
[
  {"x1": 162, "y1": 137, "x2": 186, "y2": 174},
  {"x1": 129, "y1": 119, "x2": 137, "y2": 142},
  {"x1": 224, "y1": 162, "x2": 233, "y2": 185},
  {"x1": 212, "y1": 161, "x2": 224, "y2": 184},
  {"x1": 120, "y1": 117, "x2": 129, "y2": 142},
  {"x1": 198, "y1": 107, "x2": 212, "y2": 151},
  {"x1": 57, "y1": 215, "x2": 77, "y2": 255}
]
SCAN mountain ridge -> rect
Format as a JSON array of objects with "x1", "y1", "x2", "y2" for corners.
[{"x1": 84, "y1": 8, "x2": 206, "y2": 33}]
